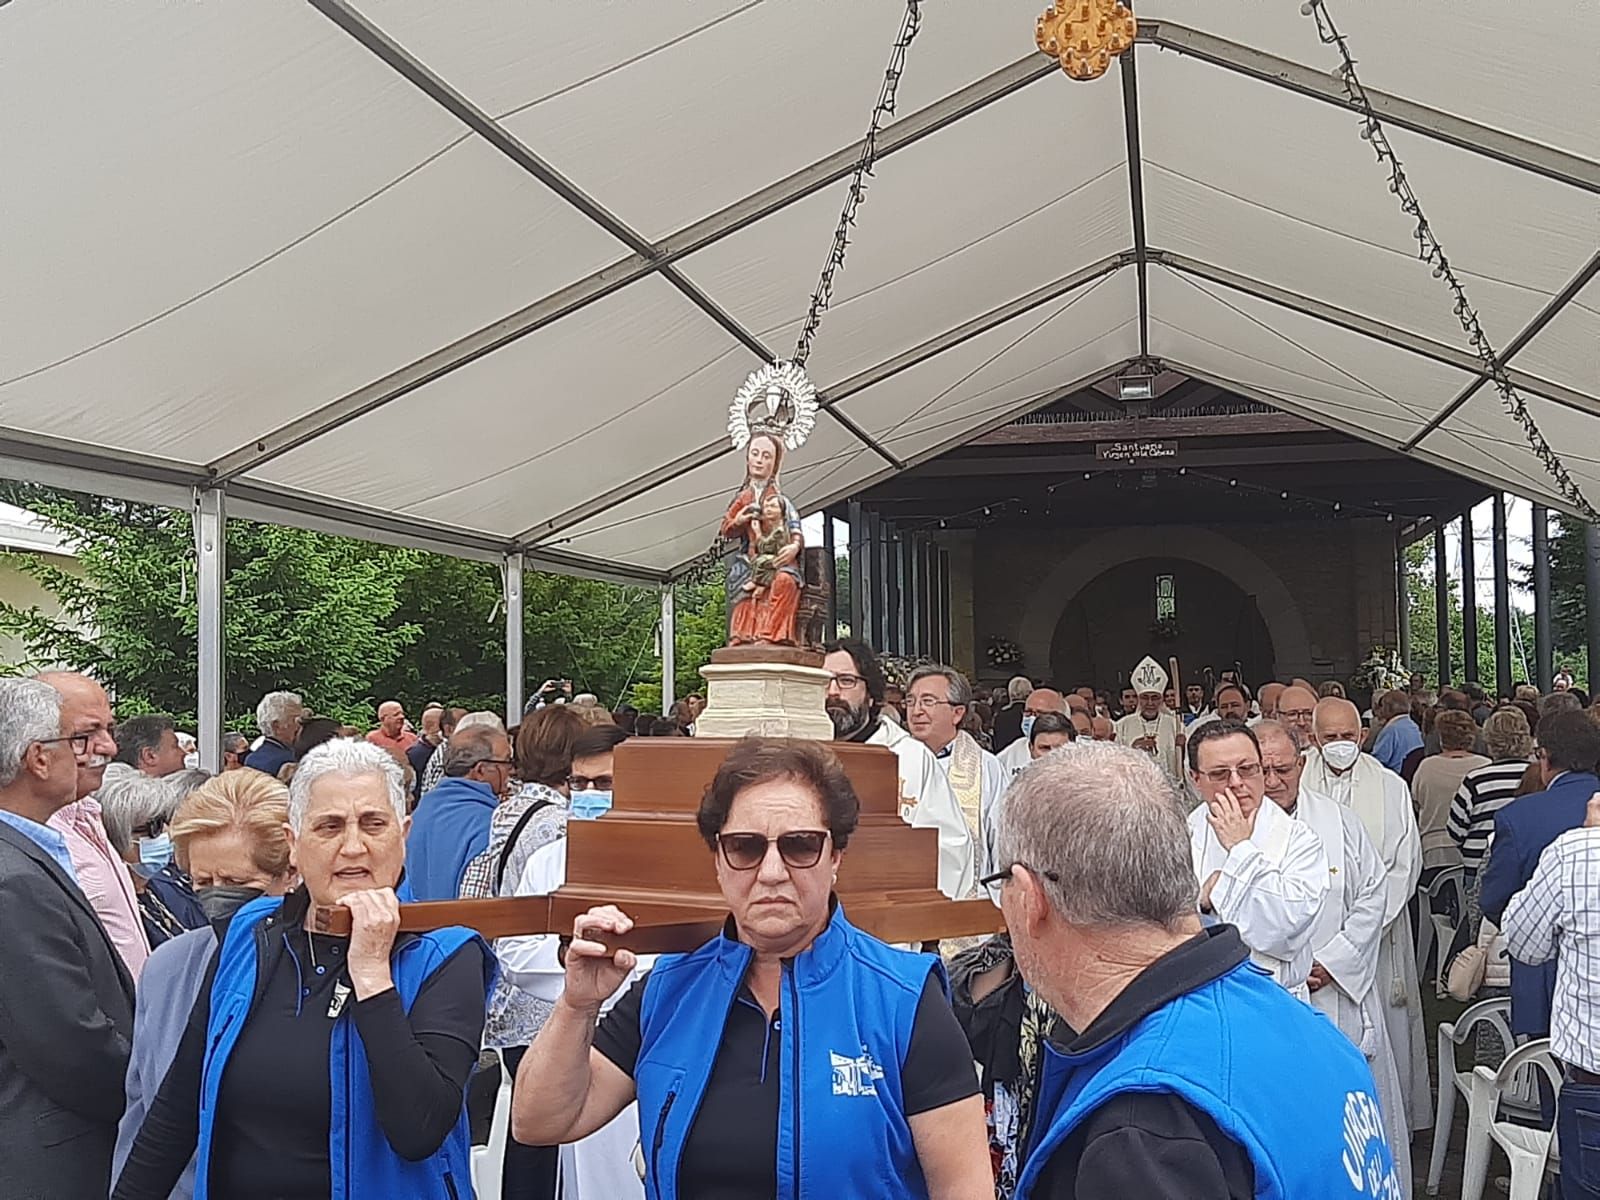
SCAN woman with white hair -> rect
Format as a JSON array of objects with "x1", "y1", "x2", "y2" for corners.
[
  {"x1": 97, "y1": 765, "x2": 207, "y2": 948},
  {"x1": 113, "y1": 740, "x2": 494, "y2": 1200}
]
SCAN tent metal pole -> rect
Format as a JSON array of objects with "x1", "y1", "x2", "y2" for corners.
[
  {"x1": 1586, "y1": 525, "x2": 1600, "y2": 692},
  {"x1": 194, "y1": 488, "x2": 226, "y2": 774},
  {"x1": 1396, "y1": 530, "x2": 1411, "y2": 670},
  {"x1": 822, "y1": 511, "x2": 838, "y2": 640},
  {"x1": 1492, "y1": 495, "x2": 1513, "y2": 697},
  {"x1": 504, "y1": 552, "x2": 524, "y2": 724},
  {"x1": 1461, "y1": 507, "x2": 1479, "y2": 684},
  {"x1": 661, "y1": 584, "x2": 676, "y2": 715},
  {"x1": 1434, "y1": 523, "x2": 1452, "y2": 686},
  {"x1": 1532, "y1": 504, "x2": 1553, "y2": 692}
]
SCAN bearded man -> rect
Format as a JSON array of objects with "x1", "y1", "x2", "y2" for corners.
[{"x1": 822, "y1": 639, "x2": 974, "y2": 900}]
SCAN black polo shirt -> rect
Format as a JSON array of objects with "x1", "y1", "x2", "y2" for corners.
[
  {"x1": 1029, "y1": 925, "x2": 1257, "y2": 1199},
  {"x1": 594, "y1": 970, "x2": 977, "y2": 1198}
]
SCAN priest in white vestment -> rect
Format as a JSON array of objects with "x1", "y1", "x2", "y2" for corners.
[
  {"x1": 823, "y1": 641, "x2": 975, "y2": 899},
  {"x1": 904, "y1": 664, "x2": 1008, "y2": 895},
  {"x1": 995, "y1": 687, "x2": 1068, "y2": 779},
  {"x1": 1115, "y1": 656, "x2": 1186, "y2": 780},
  {"x1": 1304, "y1": 697, "x2": 1430, "y2": 1135},
  {"x1": 1258, "y1": 722, "x2": 1413, "y2": 1198},
  {"x1": 1184, "y1": 719, "x2": 1328, "y2": 998}
]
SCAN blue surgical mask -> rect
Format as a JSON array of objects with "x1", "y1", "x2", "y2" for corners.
[
  {"x1": 571, "y1": 789, "x2": 613, "y2": 821},
  {"x1": 1021, "y1": 714, "x2": 1036, "y2": 738},
  {"x1": 133, "y1": 832, "x2": 174, "y2": 877}
]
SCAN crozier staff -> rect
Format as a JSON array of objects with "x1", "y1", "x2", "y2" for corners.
[
  {"x1": 513, "y1": 738, "x2": 992, "y2": 1199},
  {"x1": 113, "y1": 741, "x2": 495, "y2": 1200}
]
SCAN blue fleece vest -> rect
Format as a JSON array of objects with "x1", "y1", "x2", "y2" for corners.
[
  {"x1": 193, "y1": 896, "x2": 493, "y2": 1200},
  {"x1": 1017, "y1": 961, "x2": 1400, "y2": 1200},
  {"x1": 635, "y1": 906, "x2": 941, "y2": 1200}
]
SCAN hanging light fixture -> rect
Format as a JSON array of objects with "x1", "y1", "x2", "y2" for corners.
[{"x1": 1036, "y1": 0, "x2": 1136, "y2": 81}]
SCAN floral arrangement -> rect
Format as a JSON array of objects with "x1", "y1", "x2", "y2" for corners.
[
  {"x1": 1148, "y1": 616, "x2": 1183, "y2": 642},
  {"x1": 1351, "y1": 646, "x2": 1408, "y2": 699},
  {"x1": 985, "y1": 638, "x2": 1023, "y2": 670},
  {"x1": 878, "y1": 654, "x2": 927, "y2": 690}
]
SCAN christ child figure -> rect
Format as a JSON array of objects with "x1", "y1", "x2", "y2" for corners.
[{"x1": 743, "y1": 492, "x2": 791, "y2": 597}]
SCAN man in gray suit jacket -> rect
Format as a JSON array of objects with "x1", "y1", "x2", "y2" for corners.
[{"x1": 0, "y1": 677, "x2": 136, "y2": 1200}]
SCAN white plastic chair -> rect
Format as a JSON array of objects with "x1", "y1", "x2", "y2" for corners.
[
  {"x1": 471, "y1": 1065, "x2": 513, "y2": 1200},
  {"x1": 1428, "y1": 996, "x2": 1515, "y2": 1194},
  {"x1": 1459, "y1": 1038, "x2": 1562, "y2": 1200},
  {"x1": 1415, "y1": 866, "x2": 1465, "y2": 995}
]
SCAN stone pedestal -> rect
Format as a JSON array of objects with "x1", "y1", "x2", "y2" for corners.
[{"x1": 694, "y1": 645, "x2": 834, "y2": 741}]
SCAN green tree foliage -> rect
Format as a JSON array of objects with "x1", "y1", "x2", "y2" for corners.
[
  {"x1": 0, "y1": 486, "x2": 417, "y2": 726},
  {"x1": 1404, "y1": 536, "x2": 1540, "y2": 691},
  {"x1": 0, "y1": 486, "x2": 733, "y2": 727},
  {"x1": 1547, "y1": 515, "x2": 1591, "y2": 685}
]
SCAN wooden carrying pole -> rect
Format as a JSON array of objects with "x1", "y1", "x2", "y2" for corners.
[{"x1": 314, "y1": 738, "x2": 1003, "y2": 953}]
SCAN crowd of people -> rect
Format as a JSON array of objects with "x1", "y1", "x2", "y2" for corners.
[{"x1": 1, "y1": 647, "x2": 1597, "y2": 1198}]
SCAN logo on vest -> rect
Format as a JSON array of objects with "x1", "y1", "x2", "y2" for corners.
[
  {"x1": 1340, "y1": 1089, "x2": 1401, "y2": 1198},
  {"x1": 830, "y1": 1047, "x2": 885, "y2": 1098}
]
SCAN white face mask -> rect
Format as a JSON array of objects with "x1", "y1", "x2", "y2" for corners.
[{"x1": 1320, "y1": 739, "x2": 1361, "y2": 771}]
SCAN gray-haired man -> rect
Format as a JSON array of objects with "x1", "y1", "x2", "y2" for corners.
[{"x1": 0, "y1": 677, "x2": 136, "y2": 1199}]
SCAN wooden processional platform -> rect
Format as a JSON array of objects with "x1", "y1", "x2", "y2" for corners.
[{"x1": 315, "y1": 737, "x2": 1003, "y2": 953}]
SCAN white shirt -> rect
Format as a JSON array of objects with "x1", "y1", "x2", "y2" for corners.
[
  {"x1": 1503, "y1": 825, "x2": 1600, "y2": 1074},
  {"x1": 498, "y1": 836, "x2": 652, "y2": 1200},
  {"x1": 924, "y1": 738, "x2": 1009, "y2": 895},
  {"x1": 1188, "y1": 795, "x2": 1329, "y2": 996},
  {"x1": 997, "y1": 737, "x2": 1033, "y2": 779},
  {"x1": 866, "y1": 718, "x2": 976, "y2": 900}
]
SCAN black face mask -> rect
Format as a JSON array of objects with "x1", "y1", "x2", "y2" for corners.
[{"x1": 197, "y1": 885, "x2": 265, "y2": 922}]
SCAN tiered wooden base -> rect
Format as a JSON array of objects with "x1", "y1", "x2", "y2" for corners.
[{"x1": 316, "y1": 736, "x2": 1004, "y2": 952}]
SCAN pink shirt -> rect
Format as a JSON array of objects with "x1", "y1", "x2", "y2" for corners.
[
  {"x1": 48, "y1": 797, "x2": 149, "y2": 980},
  {"x1": 366, "y1": 728, "x2": 419, "y2": 756}
]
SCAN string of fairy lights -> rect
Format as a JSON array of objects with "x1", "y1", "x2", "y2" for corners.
[{"x1": 1301, "y1": 0, "x2": 1598, "y2": 522}]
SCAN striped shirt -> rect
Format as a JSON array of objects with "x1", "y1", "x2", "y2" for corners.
[{"x1": 1448, "y1": 759, "x2": 1532, "y2": 873}]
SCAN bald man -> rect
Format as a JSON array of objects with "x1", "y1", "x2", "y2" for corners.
[
  {"x1": 366, "y1": 700, "x2": 418, "y2": 756},
  {"x1": 35, "y1": 672, "x2": 150, "y2": 980},
  {"x1": 1089, "y1": 714, "x2": 1115, "y2": 742},
  {"x1": 1070, "y1": 710, "x2": 1093, "y2": 740},
  {"x1": 997, "y1": 688, "x2": 1067, "y2": 778},
  {"x1": 1065, "y1": 693, "x2": 1090, "y2": 717},
  {"x1": 1304, "y1": 697, "x2": 1428, "y2": 1138},
  {"x1": 1276, "y1": 685, "x2": 1318, "y2": 749}
]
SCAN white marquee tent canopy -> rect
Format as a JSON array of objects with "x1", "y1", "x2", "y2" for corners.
[{"x1": 3, "y1": 0, "x2": 1598, "y2": 595}]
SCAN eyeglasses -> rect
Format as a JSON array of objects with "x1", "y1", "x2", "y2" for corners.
[
  {"x1": 480, "y1": 757, "x2": 514, "y2": 769},
  {"x1": 826, "y1": 673, "x2": 864, "y2": 691},
  {"x1": 1261, "y1": 763, "x2": 1299, "y2": 780},
  {"x1": 1280, "y1": 708, "x2": 1315, "y2": 722},
  {"x1": 905, "y1": 695, "x2": 955, "y2": 711},
  {"x1": 1199, "y1": 763, "x2": 1264, "y2": 785},
  {"x1": 36, "y1": 733, "x2": 92, "y2": 756},
  {"x1": 979, "y1": 862, "x2": 1062, "y2": 890},
  {"x1": 717, "y1": 829, "x2": 831, "y2": 871},
  {"x1": 567, "y1": 774, "x2": 614, "y2": 791}
]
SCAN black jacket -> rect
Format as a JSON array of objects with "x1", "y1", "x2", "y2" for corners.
[
  {"x1": 0, "y1": 819, "x2": 136, "y2": 1199},
  {"x1": 992, "y1": 703, "x2": 1026, "y2": 753}
]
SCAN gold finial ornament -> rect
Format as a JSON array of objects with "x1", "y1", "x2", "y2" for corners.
[{"x1": 1036, "y1": 0, "x2": 1137, "y2": 81}]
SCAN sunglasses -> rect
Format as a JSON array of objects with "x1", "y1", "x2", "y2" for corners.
[{"x1": 717, "y1": 829, "x2": 831, "y2": 871}]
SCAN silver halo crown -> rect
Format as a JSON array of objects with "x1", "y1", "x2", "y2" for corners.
[{"x1": 729, "y1": 361, "x2": 818, "y2": 452}]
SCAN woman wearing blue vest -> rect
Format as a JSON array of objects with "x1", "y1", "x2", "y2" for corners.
[
  {"x1": 112, "y1": 740, "x2": 495, "y2": 1200},
  {"x1": 513, "y1": 737, "x2": 992, "y2": 1198}
]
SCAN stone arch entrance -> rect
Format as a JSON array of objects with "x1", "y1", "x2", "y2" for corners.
[
  {"x1": 1018, "y1": 526, "x2": 1314, "y2": 687},
  {"x1": 1050, "y1": 557, "x2": 1275, "y2": 691}
]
